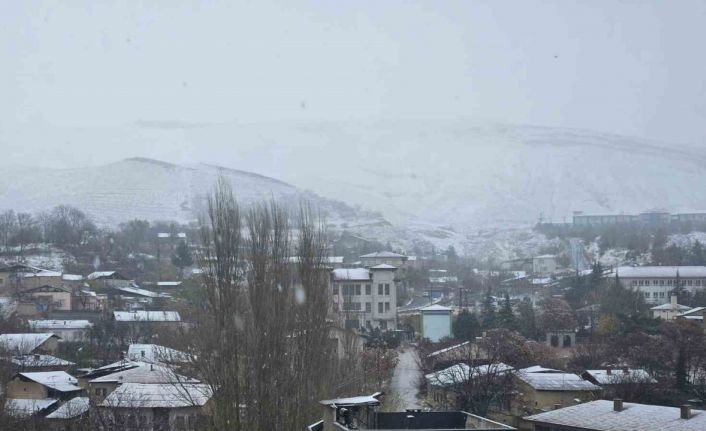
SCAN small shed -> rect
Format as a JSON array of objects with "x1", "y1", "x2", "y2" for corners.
[{"x1": 420, "y1": 305, "x2": 452, "y2": 342}]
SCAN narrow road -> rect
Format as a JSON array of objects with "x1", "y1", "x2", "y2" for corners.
[{"x1": 389, "y1": 347, "x2": 422, "y2": 409}]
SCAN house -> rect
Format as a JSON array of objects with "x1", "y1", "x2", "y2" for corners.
[
  {"x1": 6, "y1": 371, "x2": 82, "y2": 401},
  {"x1": 524, "y1": 399, "x2": 706, "y2": 431},
  {"x1": 315, "y1": 392, "x2": 515, "y2": 431},
  {"x1": 677, "y1": 306, "x2": 706, "y2": 322},
  {"x1": 127, "y1": 343, "x2": 192, "y2": 364},
  {"x1": 72, "y1": 288, "x2": 108, "y2": 311},
  {"x1": 425, "y1": 340, "x2": 490, "y2": 370},
  {"x1": 612, "y1": 266, "x2": 706, "y2": 304},
  {"x1": 46, "y1": 396, "x2": 90, "y2": 424},
  {"x1": 29, "y1": 320, "x2": 93, "y2": 342},
  {"x1": 113, "y1": 310, "x2": 181, "y2": 323},
  {"x1": 425, "y1": 362, "x2": 514, "y2": 411},
  {"x1": 94, "y1": 383, "x2": 212, "y2": 430},
  {"x1": 26, "y1": 285, "x2": 73, "y2": 311},
  {"x1": 496, "y1": 366, "x2": 601, "y2": 429},
  {"x1": 650, "y1": 295, "x2": 691, "y2": 320},
  {"x1": 10, "y1": 354, "x2": 75, "y2": 372},
  {"x1": 5, "y1": 398, "x2": 59, "y2": 418},
  {"x1": 420, "y1": 304, "x2": 452, "y2": 342},
  {"x1": 0, "y1": 333, "x2": 61, "y2": 355},
  {"x1": 86, "y1": 271, "x2": 132, "y2": 288},
  {"x1": 331, "y1": 266, "x2": 397, "y2": 330},
  {"x1": 581, "y1": 367, "x2": 655, "y2": 400},
  {"x1": 87, "y1": 361, "x2": 199, "y2": 405},
  {"x1": 0, "y1": 264, "x2": 63, "y2": 291}
]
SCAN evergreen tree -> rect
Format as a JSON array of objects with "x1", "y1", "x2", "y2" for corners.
[
  {"x1": 171, "y1": 240, "x2": 193, "y2": 279},
  {"x1": 498, "y1": 293, "x2": 516, "y2": 330},
  {"x1": 480, "y1": 288, "x2": 497, "y2": 329},
  {"x1": 452, "y1": 309, "x2": 479, "y2": 341},
  {"x1": 517, "y1": 297, "x2": 538, "y2": 339}
]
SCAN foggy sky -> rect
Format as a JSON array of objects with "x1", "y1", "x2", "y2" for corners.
[{"x1": 2, "y1": 0, "x2": 706, "y2": 163}]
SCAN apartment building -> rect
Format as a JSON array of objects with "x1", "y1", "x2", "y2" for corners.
[
  {"x1": 331, "y1": 265, "x2": 397, "y2": 330},
  {"x1": 613, "y1": 266, "x2": 706, "y2": 305}
]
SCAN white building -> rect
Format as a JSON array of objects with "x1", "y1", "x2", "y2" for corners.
[
  {"x1": 614, "y1": 266, "x2": 706, "y2": 304},
  {"x1": 331, "y1": 265, "x2": 397, "y2": 330},
  {"x1": 420, "y1": 304, "x2": 452, "y2": 342},
  {"x1": 650, "y1": 295, "x2": 691, "y2": 320}
]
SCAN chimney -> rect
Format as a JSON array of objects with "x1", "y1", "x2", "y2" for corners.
[
  {"x1": 613, "y1": 399, "x2": 623, "y2": 412},
  {"x1": 672, "y1": 295, "x2": 678, "y2": 306},
  {"x1": 680, "y1": 405, "x2": 691, "y2": 420},
  {"x1": 606, "y1": 367, "x2": 612, "y2": 375}
]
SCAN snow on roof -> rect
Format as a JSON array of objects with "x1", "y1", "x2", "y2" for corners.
[
  {"x1": 87, "y1": 271, "x2": 117, "y2": 280},
  {"x1": 332, "y1": 268, "x2": 370, "y2": 281},
  {"x1": 29, "y1": 320, "x2": 93, "y2": 330},
  {"x1": 678, "y1": 307, "x2": 706, "y2": 317},
  {"x1": 0, "y1": 333, "x2": 58, "y2": 354},
  {"x1": 522, "y1": 366, "x2": 561, "y2": 374},
  {"x1": 115, "y1": 285, "x2": 162, "y2": 298},
  {"x1": 89, "y1": 362, "x2": 198, "y2": 384},
  {"x1": 127, "y1": 344, "x2": 191, "y2": 364},
  {"x1": 370, "y1": 263, "x2": 397, "y2": 270},
  {"x1": 650, "y1": 302, "x2": 691, "y2": 311},
  {"x1": 427, "y1": 341, "x2": 471, "y2": 358},
  {"x1": 101, "y1": 383, "x2": 212, "y2": 409},
  {"x1": 426, "y1": 363, "x2": 513, "y2": 387},
  {"x1": 177, "y1": 232, "x2": 187, "y2": 238},
  {"x1": 615, "y1": 266, "x2": 706, "y2": 278},
  {"x1": 61, "y1": 274, "x2": 83, "y2": 281},
  {"x1": 18, "y1": 371, "x2": 81, "y2": 392},
  {"x1": 113, "y1": 311, "x2": 181, "y2": 322},
  {"x1": 420, "y1": 304, "x2": 453, "y2": 312},
  {"x1": 517, "y1": 368, "x2": 601, "y2": 391},
  {"x1": 11, "y1": 354, "x2": 75, "y2": 368},
  {"x1": 320, "y1": 392, "x2": 383, "y2": 407},
  {"x1": 584, "y1": 369, "x2": 656, "y2": 385},
  {"x1": 5, "y1": 398, "x2": 58, "y2": 417},
  {"x1": 46, "y1": 397, "x2": 89, "y2": 419},
  {"x1": 524, "y1": 399, "x2": 706, "y2": 431},
  {"x1": 157, "y1": 233, "x2": 171, "y2": 238},
  {"x1": 157, "y1": 281, "x2": 182, "y2": 287},
  {"x1": 359, "y1": 251, "x2": 406, "y2": 259}
]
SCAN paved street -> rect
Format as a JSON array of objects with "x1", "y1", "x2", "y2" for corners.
[{"x1": 390, "y1": 347, "x2": 422, "y2": 409}]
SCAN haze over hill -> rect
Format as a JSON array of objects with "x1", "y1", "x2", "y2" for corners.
[{"x1": 3, "y1": 120, "x2": 706, "y2": 234}]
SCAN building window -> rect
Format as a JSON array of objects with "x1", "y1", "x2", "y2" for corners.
[
  {"x1": 653, "y1": 280, "x2": 658, "y2": 285},
  {"x1": 653, "y1": 292, "x2": 658, "y2": 298},
  {"x1": 632, "y1": 280, "x2": 637, "y2": 286},
  {"x1": 380, "y1": 320, "x2": 388, "y2": 330},
  {"x1": 668, "y1": 279, "x2": 673, "y2": 285},
  {"x1": 365, "y1": 302, "x2": 372, "y2": 312},
  {"x1": 659, "y1": 292, "x2": 665, "y2": 298},
  {"x1": 659, "y1": 280, "x2": 665, "y2": 285},
  {"x1": 688, "y1": 280, "x2": 693, "y2": 286},
  {"x1": 385, "y1": 302, "x2": 390, "y2": 312},
  {"x1": 644, "y1": 292, "x2": 650, "y2": 298},
  {"x1": 365, "y1": 284, "x2": 371, "y2": 295},
  {"x1": 385, "y1": 284, "x2": 390, "y2": 295},
  {"x1": 378, "y1": 302, "x2": 384, "y2": 313},
  {"x1": 378, "y1": 284, "x2": 383, "y2": 295},
  {"x1": 355, "y1": 284, "x2": 361, "y2": 295}
]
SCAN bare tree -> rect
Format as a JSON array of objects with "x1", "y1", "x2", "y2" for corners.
[{"x1": 0, "y1": 210, "x2": 16, "y2": 255}]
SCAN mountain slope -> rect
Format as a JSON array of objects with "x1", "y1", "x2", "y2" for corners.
[{"x1": 0, "y1": 157, "x2": 381, "y2": 226}]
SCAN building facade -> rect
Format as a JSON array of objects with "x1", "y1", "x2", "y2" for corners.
[
  {"x1": 331, "y1": 265, "x2": 398, "y2": 330},
  {"x1": 614, "y1": 266, "x2": 706, "y2": 305}
]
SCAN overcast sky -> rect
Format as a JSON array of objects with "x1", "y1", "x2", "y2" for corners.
[{"x1": 2, "y1": 0, "x2": 706, "y2": 150}]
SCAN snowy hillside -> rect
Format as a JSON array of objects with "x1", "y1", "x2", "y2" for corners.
[
  {"x1": 0, "y1": 158, "x2": 382, "y2": 226},
  {"x1": 5, "y1": 120, "x2": 706, "y2": 233}
]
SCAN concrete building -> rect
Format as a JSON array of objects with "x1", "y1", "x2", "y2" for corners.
[
  {"x1": 331, "y1": 265, "x2": 398, "y2": 330},
  {"x1": 613, "y1": 266, "x2": 706, "y2": 305},
  {"x1": 420, "y1": 304, "x2": 452, "y2": 342}
]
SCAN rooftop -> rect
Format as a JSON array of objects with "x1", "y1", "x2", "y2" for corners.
[
  {"x1": 615, "y1": 266, "x2": 706, "y2": 278},
  {"x1": 17, "y1": 371, "x2": 81, "y2": 392},
  {"x1": 5, "y1": 398, "x2": 58, "y2": 417},
  {"x1": 583, "y1": 368, "x2": 656, "y2": 385},
  {"x1": 420, "y1": 304, "x2": 453, "y2": 312},
  {"x1": 46, "y1": 397, "x2": 89, "y2": 419},
  {"x1": 0, "y1": 333, "x2": 59, "y2": 354},
  {"x1": 426, "y1": 363, "x2": 513, "y2": 388},
  {"x1": 517, "y1": 367, "x2": 601, "y2": 391},
  {"x1": 127, "y1": 344, "x2": 192, "y2": 364},
  {"x1": 370, "y1": 263, "x2": 397, "y2": 270},
  {"x1": 113, "y1": 311, "x2": 181, "y2": 322},
  {"x1": 29, "y1": 319, "x2": 93, "y2": 330},
  {"x1": 101, "y1": 383, "x2": 212, "y2": 408},
  {"x1": 332, "y1": 268, "x2": 371, "y2": 281},
  {"x1": 359, "y1": 251, "x2": 407, "y2": 259},
  {"x1": 89, "y1": 361, "x2": 198, "y2": 384},
  {"x1": 11, "y1": 354, "x2": 75, "y2": 368},
  {"x1": 525, "y1": 400, "x2": 706, "y2": 431}
]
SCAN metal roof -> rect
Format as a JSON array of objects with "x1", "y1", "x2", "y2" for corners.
[
  {"x1": 320, "y1": 392, "x2": 383, "y2": 407},
  {"x1": 18, "y1": 371, "x2": 81, "y2": 392},
  {"x1": 29, "y1": 319, "x2": 93, "y2": 330},
  {"x1": 525, "y1": 400, "x2": 706, "y2": 431},
  {"x1": 615, "y1": 266, "x2": 706, "y2": 278},
  {"x1": 101, "y1": 383, "x2": 212, "y2": 408},
  {"x1": 517, "y1": 368, "x2": 601, "y2": 391},
  {"x1": 89, "y1": 362, "x2": 198, "y2": 384},
  {"x1": 46, "y1": 397, "x2": 89, "y2": 419},
  {"x1": 113, "y1": 311, "x2": 181, "y2": 322}
]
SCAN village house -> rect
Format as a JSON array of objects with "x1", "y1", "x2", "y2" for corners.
[
  {"x1": 425, "y1": 362, "x2": 514, "y2": 411},
  {"x1": 26, "y1": 285, "x2": 72, "y2": 311},
  {"x1": 331, "y1": 266, "x2": 397, "y2": 330},
  {"x1": 86, "y1": 271, "x2": 132, "y2": 288},
  {"x1": 359, "y1": 251, "x2": 408, "y2": 268},
  {"x1": 0, "y1": 333, "x2": 61, "y2": 355},
  {"x1": 6, "y1": 370, "x2": 82, "y2": 401},
  {"x1": 581, "y1": 367, "x2": 656, "y2": 400},
  {"x1": 613, "y1": 266, "x2": 706, "y2": 305},
  {"x1": 0, "y1": 264, "x2": 63, "y2": 292},
  {"x1": 29, "y1": 319, "x2": 93, "y2": 342},
  {"x1": 9, "y1": 353, "x2": 75, "y2": 372},
  {"x1": 72, "y1": 287, "x2": 108, "y2": 311},
  {"x1": 45, "y1": 396, "x2": 90, "y2": 427},
  {"x1": 493, "y1": 366, "x2": 601, "y2": 429},
  {"x1": 127, "y1": 343, "x2": 191, "y2": 364},
  {"x1": 650, "y1": 295, "x2": 691, "y2": 320},
  {"x1": 94, "y1": 382, "x2": 212, "y2": 431},
  {"x1": 524, "y1": 399, "x2": 706, "y2": 431}
]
